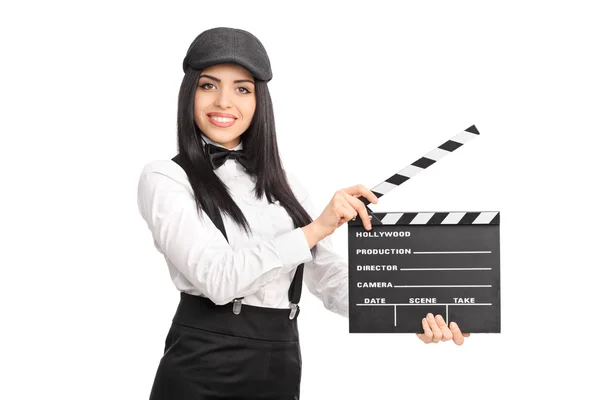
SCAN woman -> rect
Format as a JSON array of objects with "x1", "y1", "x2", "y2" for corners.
[{"x1": 137, "y1": 27, "x2": 469, "y2": 400}]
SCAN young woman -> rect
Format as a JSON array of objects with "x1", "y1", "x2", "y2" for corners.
[{"x1": 137, "y1": 27, "x2": 469, "y2": 400}]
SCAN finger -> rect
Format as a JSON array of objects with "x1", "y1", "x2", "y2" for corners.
[
  {"x1": 435, "y1": 314, "x2": 453, "y2": 342},
  {"x1": 338, "y1": 200, "x2": 357, "y2": 222},
  {"x1": 342, "y1": 192, "x2": 372, "y2": 230},
  {"x1": 333, "y1": 190, "x2": 357, "y2": 220},
  {"x1": 336, "y1": 209, "x2": 357, "y2": 229},
  {"x1": 344, "y1": 184, "x2": 379, "y2": 205},
  {"x1": 418, "y1": 317, "x2": 433, "y2": 343},
  {"x1": 449, "y1": 322, "x2": 467, "y2": 346},
  {"x1": 426, "y1": 313, "x2": 443, "y2": 343}
]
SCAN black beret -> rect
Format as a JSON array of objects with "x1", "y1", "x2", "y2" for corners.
[{"x1": 182, "y1": 27, "x2": 273, "y2": 82}]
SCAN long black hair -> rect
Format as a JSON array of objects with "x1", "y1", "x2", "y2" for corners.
[{"x1": 175, "y1": 67, "x2": 318, "y2": 259}]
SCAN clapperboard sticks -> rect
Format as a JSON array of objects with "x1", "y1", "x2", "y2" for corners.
[{"x1": 357, "y1": 124, "x2": 499, "y2": 225}]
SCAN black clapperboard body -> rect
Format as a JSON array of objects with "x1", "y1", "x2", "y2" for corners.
[{"x1": 348, "y1": 126, "x2": 501, "y2": 333}]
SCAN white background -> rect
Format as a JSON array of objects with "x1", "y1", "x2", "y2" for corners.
[{"x1": 2, "y1": 0, "x2": 598, "y2": 398}]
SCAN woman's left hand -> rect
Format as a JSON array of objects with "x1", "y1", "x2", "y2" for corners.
[{"x1": 416, "y1": 313, "x2": 470, "y2": 345}]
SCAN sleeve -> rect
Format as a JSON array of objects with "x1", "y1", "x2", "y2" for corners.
[
  {"x1": 287, "y1": 171, "x2": 349, "y2": 318},
  {"x1": 137, "y1": 161, "x2": 314, "y2": 305}
]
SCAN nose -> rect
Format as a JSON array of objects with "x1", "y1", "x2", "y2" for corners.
[{"x1": 215, "y1": 89, "x2": 233, "y2": 109}]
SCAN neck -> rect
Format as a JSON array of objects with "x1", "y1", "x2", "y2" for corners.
[{"x1": 200, "y1": 133, "x2": 243, "y2": 150}]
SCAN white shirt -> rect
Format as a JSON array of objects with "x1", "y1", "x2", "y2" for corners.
[{"x1": 137, "y1": 133, "x2": 348, "y2": 318}]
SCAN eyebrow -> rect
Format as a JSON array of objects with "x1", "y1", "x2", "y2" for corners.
[{"x1": 199, "y1": 74, "x2": 255, "y2": 85}]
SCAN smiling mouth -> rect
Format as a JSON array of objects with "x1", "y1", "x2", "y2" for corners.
[
  {"x1": 209, "y1": 115, "x2": 236, "y2": 123},
  {"x1": 207, "y1": 114, "x2": 237, "y2": 127}
]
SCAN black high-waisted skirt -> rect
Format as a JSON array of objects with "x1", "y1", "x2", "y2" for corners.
[{"x1": 149, "y1": 292, "x2": 302, "y2": 399}]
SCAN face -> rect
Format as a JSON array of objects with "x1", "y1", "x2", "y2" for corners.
[{"x1": 194, "y1": 63, "x2": 257, "y2": 149}]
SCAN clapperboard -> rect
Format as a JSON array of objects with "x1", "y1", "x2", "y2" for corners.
[{"x1": 348, "y1": 125, "x2": 500, "y2": 334}]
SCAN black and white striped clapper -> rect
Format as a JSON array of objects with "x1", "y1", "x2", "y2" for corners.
[{"x1": 348, "y1": 125, "x2": 500, "y2": 333}]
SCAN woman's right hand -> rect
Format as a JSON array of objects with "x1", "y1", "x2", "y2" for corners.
[{"x1": 302, "y1": 184, "x2": 379, "y2": 247}]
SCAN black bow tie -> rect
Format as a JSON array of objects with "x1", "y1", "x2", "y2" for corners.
[{"x1": 205, "y1": 142, "x2": 255, "y2": 173}]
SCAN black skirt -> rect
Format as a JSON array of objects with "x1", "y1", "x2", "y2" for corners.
[{"x1": 149, "y1": 292, "x2": 302, "y2": 400}]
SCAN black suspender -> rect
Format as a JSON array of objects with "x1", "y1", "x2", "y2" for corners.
[{"x1": 171, "y1": 153, "x2": 304, "y2": 319}]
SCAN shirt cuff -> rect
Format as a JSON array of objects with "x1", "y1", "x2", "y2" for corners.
[{"x1": 273, "y1": 227, "x2": 313, "y2": 266}]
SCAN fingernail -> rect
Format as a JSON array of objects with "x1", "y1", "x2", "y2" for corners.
[
  {"x1": 450, "y1": 322, "x2": 456, "y2": 328},
  {"x1": 427, "y1": 313, "x2": 433, "y2": 319}
]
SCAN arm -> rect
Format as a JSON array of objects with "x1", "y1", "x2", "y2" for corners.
[
  {"x1": 287, "y1": 171, "x2": 349, "y2": 318},
  {"x1": 137, "y1": 161, "x2": 314, "y2": 305}
]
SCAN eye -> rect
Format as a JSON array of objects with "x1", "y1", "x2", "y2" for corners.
[
  {"x1": 237, "y1": 86, "x2": 252, "y2": 94},
  {"x1": 198, "y1": 83, "x2": 215, "y2": 90}
]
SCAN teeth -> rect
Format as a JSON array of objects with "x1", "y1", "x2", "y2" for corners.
[{"x1": 210, "y1": 116, "x2": 235, "y2": 123}]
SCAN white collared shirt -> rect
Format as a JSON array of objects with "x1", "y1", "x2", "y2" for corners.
[{"x1": 137, "y1": 134, "x2": 348, "y2": 317}]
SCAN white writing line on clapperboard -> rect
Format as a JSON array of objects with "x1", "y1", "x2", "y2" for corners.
[
  {"x1": 400, "y1": 268, "x2": 492, "y2": 271},
  {"x1": 355, "y1": 249, "x2": 492, "y2": 254},
  {"x1": 393, "y1": 285, "x2": 491, "y2": 288},
  {"x1": 414, "y1": 251, "x2": 492, "y2": 254},
  {"x1": 357, "y1": 303, "x2": 493, "y2": 306},
  {"x1": 357, "y1": 283, "x2": 490, "y2": 288},
  {"x1": 355, "y1": 266, "x2": 492, "y2": 271},
  {"x1": 356, "y1": 266, "x2": 491, "y2": 271}
]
